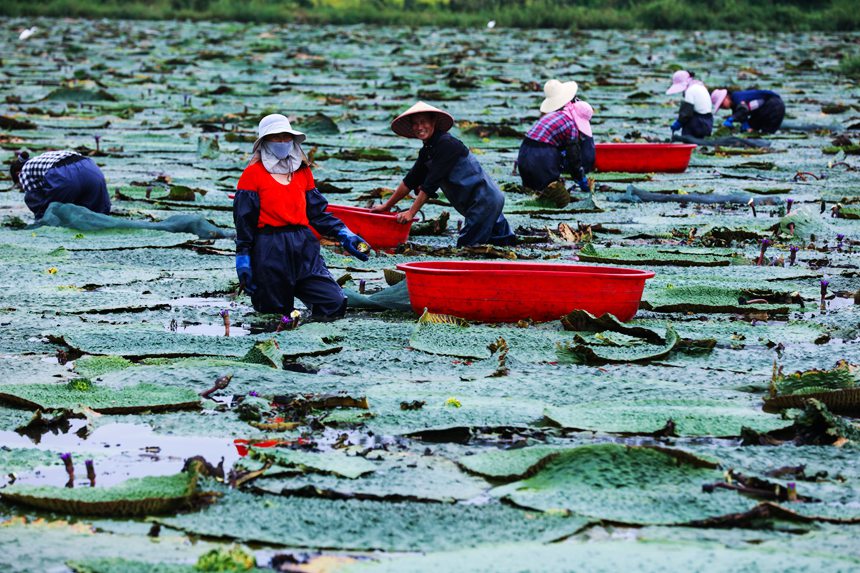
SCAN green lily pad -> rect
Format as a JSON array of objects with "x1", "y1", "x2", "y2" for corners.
[
  {"x1": 249, "y1": 447, "x2": 376, "y2": 479},
  {"x1": 492, "y1": 443, "x2": 759, "y2": 525},
  {"x1": 544, "y1": 399, "x2": 792, "y2": 437},
  {"x1": 157, "y1": 488, "x2": 589, "y2": 551},
  {"x1": 457, "y1": 445, "x2": 563, "y2": 481},
  {"x1": 340, "y1": 538, "x2": 860, "y2": 573},
  {"x1": 556, "y1": 325, "x2": 680, "y2": 365},
  {"x1": 54, "y1": 327, "x2": 338, "y2": 360},
  {"x1": 578, "y1": 243, "x2": 741, "y2": 267},
  {"x1": 1, "y1": 468, "x2": 205, "y2": 517},
  {"x1": 255, "y1": 450, "x2": 488, "y2": 502},
  {"x1": 0, "y1": 381, "x2": 200, "y2": 414}
]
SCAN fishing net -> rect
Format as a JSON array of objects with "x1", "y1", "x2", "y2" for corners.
[{"x1": 31, "y1": 202, "x2": 234, "y2": 240}]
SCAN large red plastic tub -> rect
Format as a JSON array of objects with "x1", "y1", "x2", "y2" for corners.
[
  {"x1": 317, "y1": 205, "x2": 414, "y2": 250},
  {"x1": 594, "y1": 143, "x2": 696, "y2": 173},
  {"x1": 396, "y1": 261, "x2": 655, "y2": 323}
]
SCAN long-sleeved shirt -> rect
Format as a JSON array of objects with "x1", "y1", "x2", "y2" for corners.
[
  {"x1": 233, "y1": 162, "x2": 345, "y2": 255},
  {"x1": 18, "y1": 150, "x2": 80, "y2": 197},
  {"x1": 402, "y1": 131, "x2": 468, "y2": 198},
  {"x1": 524, "y1": 110, "x2": 579, "y2": 148},
  {"x1": 730, "y1": 89, "x2": 781, "y2": 123},
  {"x1": 684, "y1": 82, "x2": 712, "y2": 114}
]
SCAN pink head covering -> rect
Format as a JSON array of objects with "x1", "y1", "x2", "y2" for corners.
[
  {"x1": 571, "y1": 100, "x2": 593, "y2": 137},
  {"x1": 710, "y1": 89, "x2": 728, "y2": 114},
  {"x1": 666, "y1": 70, "x2": 693, "y2": 95}
]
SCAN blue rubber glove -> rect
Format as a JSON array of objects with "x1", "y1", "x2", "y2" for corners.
[
  {"x1": 723, "y1": 117, "x2": 734, "y2": 129},
  {"x1": 577, "y1": 177, "x2": 590, "y2": 194},
  {"x1": 337, "y1": 228, "x2": 370, "y2": 262},
  {"x1": 235, "y1": 254, "x2": 255, "y2": 294},
  {"x1": 670, "y1": 120, "x2": 681, "y2": 132},
  {"x1": 741, "y1": 121, "x2": 751, "y2": 132}
]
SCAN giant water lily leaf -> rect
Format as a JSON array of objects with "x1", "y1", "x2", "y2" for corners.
[
  {"x1": 556, "y1": 325, "x2": 680, "y2": 365},
  {"x1": 0, "y1": 520, "x2": 223, "y2": 573},
  {"x1": 157, "y1": 488, "x2": 589, "y2": 551},
  {"x1": 0, "y1": 468, "x2": 206, "y2": 517},
  {"x1": 67, "y1": 559, "x2": 269, "y2": 573},
  {"x1": 255, "y1": 450, "x2": 488, "y2": 502},
  {"x1": 642, "y1": 285, "x2": 793, "y2": 314},
  {"x1": 339, "y1": 538, "x2": 860, "y2": 573},
  {"x1": 544, "y1": 399, "x2": 791, "y2": 437},
  {"x1": 492, "y1": 443, "x2": 758, "y2": 525},
  {"x1": 457, "y1": 446, "x2": 563, "y2": 481},
  {"x1": 53, "y1": 327, "x2": 338, "y2": 360},
  {"x1": 578, "y1": 243, "x2": 742, "y2": 267},
  {"x1": 249, "y1": 447, "x2": 376, "y2": 479},
  {"x1": 0, "y1": 381, "x2": 199, "y2": 414}
]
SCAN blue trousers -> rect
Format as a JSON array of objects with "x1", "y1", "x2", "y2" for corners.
[
  {"x1": 26, "y1": 158, "x2": 111, "y2": 219},
  {"x1": 517, "y1": 139, "x2": 562, "y2": 191},
  {"x1": 457, "y1": 190, "x2": 516, "y2": 248},
  {"x1": 250, "y1": 226, "x2": 346, "y2": 318},
  {"x1": 682, "y1": 113, "x2": 713, "y2": 138},
  {"x1": 750, "y1": 97, "x2": 785, "y2": 134}
]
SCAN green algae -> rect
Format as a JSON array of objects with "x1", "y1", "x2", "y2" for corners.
[
  {"x1": 0, "y1": 446, "x2": 61, "y2": 479},
  {"x1": 74, "y1": 356, "x2": 135, "y2": 378}
]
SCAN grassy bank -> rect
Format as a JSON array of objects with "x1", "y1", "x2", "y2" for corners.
[{"x1": 2, "y1": 0, "x2": 859, "y2": 30}]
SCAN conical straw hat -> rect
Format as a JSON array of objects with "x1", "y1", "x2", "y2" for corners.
[{"x1": 391, "y1": 101, "x2": 455, "y2": 138}]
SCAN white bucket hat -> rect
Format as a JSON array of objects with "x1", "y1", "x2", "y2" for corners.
[
  {"x1": 540, "y1": 79, "x2": 578, "y2": 114},
  {"x1": 666, "y1": 70, "x2": 692, "y2": 95},
  {"x1": 391, "y1": 101, "x2": 455, "y2": 138},
  {"x1": 252, "y1": 114, "x2": 306, "y2": 152},
  {"x1": 710, "y1": 89, "x2": 728, "y2": 114}
]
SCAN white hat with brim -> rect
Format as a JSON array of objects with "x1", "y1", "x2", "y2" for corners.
[
  {"x1": 666, "y1": 70, "x2": 692, "y2": 95},
  {"x1": 391, "y1": 102, "x2": 455, "y2": 138},
  {"x1": 572, "y1": 100, "x2": 594, "y2": 138},
  {"x1": 540, "y1": 79, "x2": 578, "y2": 114},
  {"x1": 710, "y1": 89, "x2": 728, "y2": 114},
  {"x1": 253, "y1": 113, "x2": 306, "y2": 152}
]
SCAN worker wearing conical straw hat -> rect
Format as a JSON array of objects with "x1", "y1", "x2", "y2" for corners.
[
  {"x1": 373, "y1": 102, "x2": 515, "y2": 247},
  {"x1": 517, "y1": 79, "x2": 595, "y2": 194}
]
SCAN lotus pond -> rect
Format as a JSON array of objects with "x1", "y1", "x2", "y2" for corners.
[{"x1": 1, "y1": 18, "x2": 860, "y2": 573}]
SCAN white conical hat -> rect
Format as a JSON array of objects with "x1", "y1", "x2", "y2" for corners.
[
  {"x1": 391, "y1": 101, "x2": 455, "y2": 138},
  {"x1": 540, "y1": 79, "x2": 578, "y2": 114}
]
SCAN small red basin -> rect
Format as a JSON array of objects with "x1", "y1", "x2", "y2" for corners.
[
  {"x1": 396, "y1": 261, "x2": 655, "y2": 323},
  {"x1": 319, "y1": 204, "x2": 415, "y2": 250},
  {"x1": 595, "y1": 143, "x2": 696, "y2": 173}
]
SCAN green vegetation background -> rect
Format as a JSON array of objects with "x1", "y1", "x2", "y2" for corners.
[{"x1": 2, "y1": 0, "x2": 859, "y2": 30}]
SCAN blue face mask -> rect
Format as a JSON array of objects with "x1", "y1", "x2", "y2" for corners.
[{"x1": 265, "y1": 141, "x2": 293, "y2": 160}]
